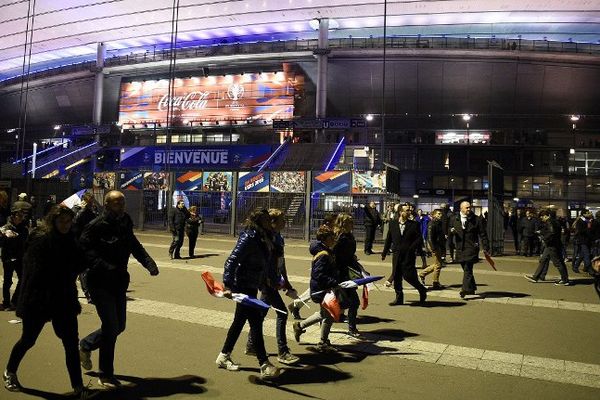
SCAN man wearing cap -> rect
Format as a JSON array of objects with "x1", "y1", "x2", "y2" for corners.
[
  {"x1": 0, "y1": 207, "x2": 29, "y2": 310},
  {"x1": 78, "y1": 190, "x2": 159, "y2": 388},
  {"x1": 12, "y1": 194, "x2": 33, "y2": 228}
]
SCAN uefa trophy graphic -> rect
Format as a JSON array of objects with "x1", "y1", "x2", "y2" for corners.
[{"x1": 227, "y1": 82, "x2": 244, "y2": 108}]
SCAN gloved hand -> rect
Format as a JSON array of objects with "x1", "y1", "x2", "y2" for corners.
[{"x1": 338, "y1": 280, "x2": 358, "y2": 289}]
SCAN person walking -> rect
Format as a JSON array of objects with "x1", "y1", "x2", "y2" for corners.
[
  {"x1": 72, "y1": 192, "x2": 99, "y2": 304},
  {"x1": 293, "y1": 225, "x2": 340, "y2": 352},
  {"x1": 419, "y1": 209, "x2": 446, "y2": 289},
  {"x1": 524, "y1": 209, "x2": 570, "y2": 286},
  {"x1": 3, "y1": 205, "x2": 91, "y2": 399},
  {"x1": 363, "y1": 201, "x2": 381, "y2": 255},
  {"x1": 572, "y1": 209, "x2": 593, "y2": 274},
  {"x1": 215, "y1": 208, "x2": 280, "y2": 378},
  {"x1": 78, "y1": 190, "x2": 159, "y2": 388},
  {"x1": 186, "y1": 206, "x2": 201, "y2": 258},
  {"x1": 519, "y1": 210, "x2": 537, "y2": 257},
  {"x1": 0, "y1": 207, "x2": 29, "y2": 311},
  {"x1": 246, "y1": 208, "x2": 300, "y2": 365},
  {"x1": 332, "y1": 213, "x2": 362, "y2": 337},
  {"x1": 416, "y1": 209, "x2": 430, "y2": 269},
  {"x1": 169, "y1": 200, "x2": 189, "y2": 259},
  {"x1": 382, "y1": 204, "x2": 427, "y2": 305},
  {"x1": 450, "y1": 201, "x2": 490, "y2": 298}
]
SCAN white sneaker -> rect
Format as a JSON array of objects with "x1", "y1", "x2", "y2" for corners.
[
  {"x1": 260, "y1": 360, "x2": 280, "y2": 378},
  {"x1": 215, "y1": 352, "x2": 240, "y2": 371}
]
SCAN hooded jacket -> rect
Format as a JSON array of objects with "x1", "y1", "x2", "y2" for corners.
[{"x1": 309, "y1": 241, "x2": 339, "y2": 303}]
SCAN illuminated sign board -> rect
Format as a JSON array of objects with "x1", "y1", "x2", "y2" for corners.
[
  {"x1": 435, "y1": 130, "x2": 491, "y2": 145},
  {"x1": 118, "y1": 71, "x2": 303, "y2": 125}
]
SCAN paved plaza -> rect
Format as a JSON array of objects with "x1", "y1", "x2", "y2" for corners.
[{"x1": 1, "y1": 232, "x2": 599, "y2": 400}]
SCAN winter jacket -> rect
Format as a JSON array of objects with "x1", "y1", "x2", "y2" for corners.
[
  {"x1": 364, "y1": 206, "x2": 382, "y2": 227},
  {"x1": 309, "y1": 241, "x2": 339, "y2": 303},
  {"x1": 79, "y1": 211, "x2": 157, "y2": 290},
  {"x1": 1, "y1": 220, "x2": 29, "y2": 263},
  {"x1": 427, "y1": 219, "x2": 445, "y2": 253},
  {"x1": 185, "y1": 214, "x2": 202, "y2": 236},
  {"x1": 72, "y1": 207, "x2": 98, "y2": 239},
  {"x1": 16, "y1": 229, "x2": 85, "y2": 320},
  {"x1": 170, "y1": 207, "x2": 189, "y2": 232},
  {"x1": 223, "y1": 228, "x2": 271, "y2": 291},
  {"x1": 450, "y1": 212, "x2": 490, "y2": 263},
  {"x1": 519, "y1": 217, "x2": 538, "y2": 238},
  {"x1": 573, "y1": 217, "x2": 592, "y2": 246},
  {"x1": 540, "y1": 218, "x2": 563, "y2": 249},
  {"x1": 333, "y1": 232, "x2": 356, "y2": 282}
]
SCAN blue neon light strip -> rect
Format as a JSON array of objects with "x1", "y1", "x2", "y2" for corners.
[
  {"x1": 324, "y1": 137, "x2": 346, "y2": 171},
  {"x1": 27, "y1": 142, "x2": 99, "y2": 173}
]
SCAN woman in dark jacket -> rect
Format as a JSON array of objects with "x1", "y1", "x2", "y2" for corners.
[
  {"x1": 185, "y1": 206, "x2": 201, "y2": 258},
  {"x1": 216, "y1": 208, "x2": 280, "y2": 378},
  {"x1": 3, "y1": 205, "x2": 89, "y2": 398},
  {"x1": 332, "y1": 213, "x2": 362, "y2": 337}
]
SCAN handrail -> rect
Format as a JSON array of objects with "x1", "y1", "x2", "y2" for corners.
[{"x1": 1, "y1": 36, "x2": 599, "y2": 88}]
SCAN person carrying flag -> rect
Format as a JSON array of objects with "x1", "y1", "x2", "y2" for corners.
[
  {"x1": 293, "y1": 225, "x2": 340, "y2": 352},
  {"x1": 216, "y1": 208, "x2": 280, "y2": 378}
]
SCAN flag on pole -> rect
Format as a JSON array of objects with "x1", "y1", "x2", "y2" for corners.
[
  {"x1": 61, "y1": 189, "x2": 87, "y2": 209},
  {"x1": 322, "y1": 291, "x2": 343, "y2": 322},
  {"x1": 201, "y1": 271, "x2": 225, "y2": 297}
]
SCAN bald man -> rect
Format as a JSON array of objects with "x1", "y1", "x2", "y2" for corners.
[
  {"x1": 78, "y1": 191, "x2": 159, "y2": 388},
  {"x1": 449, "y1": 201, "x2": 490, "y2": 298}
]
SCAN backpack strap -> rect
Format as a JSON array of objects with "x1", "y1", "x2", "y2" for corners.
[{"x1": 313, "y1": 250, "x2": 330, "y2": 261}]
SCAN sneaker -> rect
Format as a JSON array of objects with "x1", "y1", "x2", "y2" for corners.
[
  {"x1": 287, "y1": 303, "x2": 302, "y2": 320},
  {"x1": 347, "y1": 328, "x2": 364, "y2": 340},
  {"x1": 79, "y1": 348, "x2": 92, "y2": 371},
  {"x1": 215, "y1": 352, "x2": 240, "y2": 371},
  {"x1": 97, "y1": 376, "x2": 121, "y2": 389},
  {"x1": 315, "y1": 340, "x2": 337, "y2": 353},
  {"x1": 293, "y1": 322, "x2": 305, "y2": 343},
  {"x1": 3, "y1": 370, "x2": 21, "y2": 392},
  {"x1": 431, "y1": 282, "x2": 444, "y2": 290},
  {"x1": 554, "y1": 280, "x2": 571, "y2": 286},
  {"x1": 277, "y1": 351, "x2": 300, "y2": 365},
  {"x1": 260, "y1": 360, "x2": 280, "y2": 378},
  {"x1": 523, "y1": 274, "x2": 538, "y2": 283}
]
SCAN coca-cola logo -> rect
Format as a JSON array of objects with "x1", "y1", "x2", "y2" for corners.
[{"x1": 157, "y1": 91, "x2": 210, "y2": 111}]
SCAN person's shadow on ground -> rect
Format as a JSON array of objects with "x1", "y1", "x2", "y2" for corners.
[{"x1": 83, "y1": 373, "x2": 206, "y2": 399}]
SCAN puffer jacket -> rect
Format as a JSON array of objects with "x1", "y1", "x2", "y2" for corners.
[
  {"x1": 309, "y1": 241, "x2": 339, "y2": 303},
  {"x1": 223, "y1": 229, "x2": 271, "y2": 290},
  {"x1": 17, "y1": 229, "x2": 85, "y2": 320}
]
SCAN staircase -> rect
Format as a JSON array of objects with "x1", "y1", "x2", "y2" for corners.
[
  {"x1": 285, "y1": 193, "x2": 305, "y2": 225},
  {"x1": 30, "y1": 141, "x2": 101, "y2": 177}
]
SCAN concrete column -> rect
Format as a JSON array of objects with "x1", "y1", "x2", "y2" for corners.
[
  {"x1": 304, "y1": 171, "x2": 313, "y2": 241},
  {"x1": 314, "y1": 19, "x2": 330, "y2": 142},
  {"x1": 92, "y1": 42, "x2": 106, "y2": 125},
  {"x1": 230, "y1": 172, "x2": 239, "y2": 236}
]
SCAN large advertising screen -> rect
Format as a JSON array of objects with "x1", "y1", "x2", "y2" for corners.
[
  {"x1": 239, "y1": 171, "x2": 269, "y2": 192},
  {"x1": 313, "y1": 171, "x2": 351, "y2": 194},
  {"x1": 352, "y1": 171, "x2": 386, "y2": 193},
  {"x1": 118, "y1": 71, "x2": 303, "y2": 125},
  {"x1": 270, "y1": 171, "x2": 305, "y2": 193}
]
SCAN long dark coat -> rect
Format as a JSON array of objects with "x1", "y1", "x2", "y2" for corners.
[{"x1": 450, "y1": 212, "x2": 490, "y2": 263}]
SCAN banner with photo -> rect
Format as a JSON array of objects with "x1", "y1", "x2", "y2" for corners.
[
  {"x1": 175, "y1": 171, "x2": 203, "y2": 191},
  {"x1": 143, "y1": 172, "x2": 170, "y2": 191},
  {"x1": 270, "y1": 171, "x2": 305, "y2": 193},
  {"x1": 239, "y1": 171, "x2": 269, "y2": 192},
  {"x1": 93, "y1": 172, "x2": 116, "y2": 190},
  {"x1": 352, "y1": 171, "x2": 387, "y2": 193},
  {"x1": 203, "y1": 171, "x2": 232, "y2": 192},
  {"x1": 313, "y1": 171, "x2": 351, "y2": 194},
  {"x1": 119, "y1": 171, "x2": 143, "y2": 190}
]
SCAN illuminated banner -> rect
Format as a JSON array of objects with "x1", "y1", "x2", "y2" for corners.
[
  {"x1": 203, "y1": 172, "x2": 232, "y2": 192},
  {"x1": 120, "y1": 145, "x2": 272, "y2": 170},
  {"x1": 143, "y1": 172, "x2": 170, "y2": 191},
  {"x1": 435, "y1": 130, "x2": 490, "y2": 145},
  {"x1": 313, "y1": 171, "x2": 351, "y2": 194},
  {"x1": 270, "y1": 171, "x2": 305, "y2": 193},
  {"x1": 119, "y1": 172, "x2": 143, "y2": 190},
  {"x1": 118, "y1": 72, "x2": 303, "y2": 124},
  {"x1": 239, "y1": 171, "x2": 269, "y2": 192},
  {"x1": 93, "y1": 172, "x2": 115, "y2": 190},
  {"x1": 175, "y1": 171, "x2": 203, "y2": 191},
  {"x1": 352, "y1": 171, "x2": 386, "y2": 194}
]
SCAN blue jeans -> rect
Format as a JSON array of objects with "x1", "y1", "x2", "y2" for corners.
[
  {"x1": 573, "y1": 242, "x2": 591, "y2": 272},
  {"x1": 80, "y1": 285, "x2": 127, "y2": 378}
]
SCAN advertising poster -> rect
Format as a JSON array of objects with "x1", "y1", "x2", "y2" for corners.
[
  {"x1": 93, "y1": 172, "x2": 116, "y2": 190},
  {"x1": 203, "y1": 171, "x2": 232, "y2": 192},
  {"x1": 352, "y1": 171, "x2": 386, "y2": 193},
  {"x1": 120, "y1": 145, "x2": 272, "y2": 170},
  {"x1": 118, "y1": 72, "x2": 304, "y2": 125},
  {"x1": 175, "y1": 171, "x2": 203, "y2": 191},
  {"x1": 270, "y1": 171, "x2": 305, "y2": 193},
  {"x1": 143, "y1": 172, "x2": 170, "y2": 191},
  {"x1": 119, "y1": 172, "x2": 143, "y2": 190},
  {"x1": 312, "y1": 171, "x2": 351, "y2": 194},
  {"x1": 239, "y1": 171, "x2": 269, "y2": 192}
]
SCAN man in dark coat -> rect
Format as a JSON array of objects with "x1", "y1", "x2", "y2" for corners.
[
  {"x1": 524, "y1": 209, "x2": 570, "y2": 285},
  {"x1": 508, "y1": 208, "x2": 520, "y2": 255},
  {"x1": 363, "y1": 201, "x2": 381, "y2": 255},
  {"x1": 169, "y1": 200, "x2": 189, "y2": 259},
  {"x1": 0, "y1": 208, "x2": 28, "y2": 310},
  {"x1": 572, "y1": 209, "x2": 592, "y2": 274},
  {"x1": 382, "y1": 204, "x2": 427, "y2": 305},
  {"x1": 450, "y1": 201, "x2": 490, "y2": 298},
  {"x1": 519, "y1": 210, "x2": 537, "y2": 257},
  {"x1": 72, "y1": 192, "x2": 99, "y2": 303},
  {"x1": 79, "y1": 191, "x2": 159, "y2": 388}
]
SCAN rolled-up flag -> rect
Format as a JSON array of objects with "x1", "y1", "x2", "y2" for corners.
[
  {"x1": 351, "y1": 275, "x2": 384, "y2": 286},
  {"x1": 201, "y1": 271, "x2": 225, "y2": 297},
  {"x1": 484, "y1": 252, "x2": 497, "y2": 271}
]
